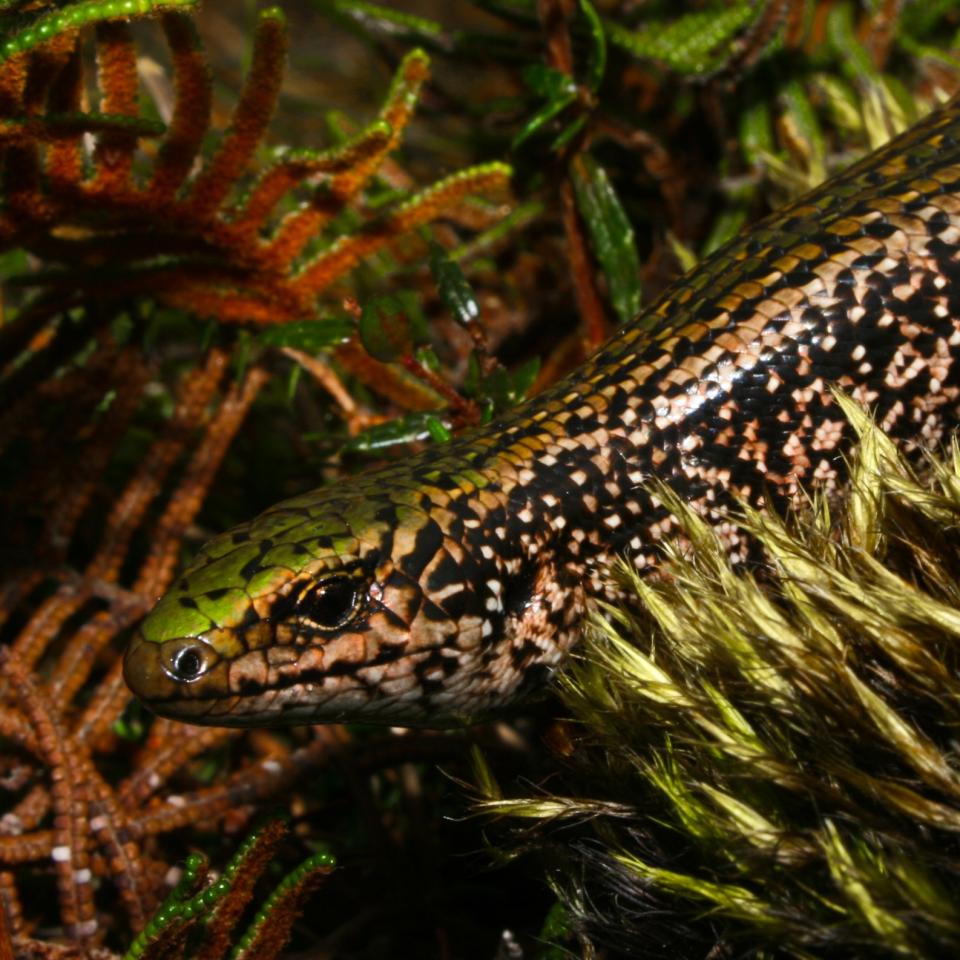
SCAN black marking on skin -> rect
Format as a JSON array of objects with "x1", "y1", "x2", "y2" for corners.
[
  {"x1": 503, "y1": 567, "x2": 538, "y2": 619},
  {"x1": 437, "y1": 589, "x2": 468, "y2": 620},
  {"x1": 179, "y1": 596, "x2": 199, "y2": 609},
  {"x1": 426, "y1": 552, "x2": 464, "y2": 593},
  {"x1": 420, "y1": 598, "x2": 449, "y2": 622}
]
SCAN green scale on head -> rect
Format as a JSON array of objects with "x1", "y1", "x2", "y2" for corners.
[{"x1": 126, "y1": 97, "x2": 960, "y2": 727}]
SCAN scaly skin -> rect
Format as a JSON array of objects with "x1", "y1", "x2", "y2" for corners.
[{"x1": 125, "y1": 99, "x2": 960, "y2": 727}]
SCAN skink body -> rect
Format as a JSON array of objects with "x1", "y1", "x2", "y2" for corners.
[{"x1": 125, "y1": 99, "x2": 960, "y2": 726}]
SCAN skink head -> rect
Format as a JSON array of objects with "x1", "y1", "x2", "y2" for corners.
[{"x1": 124, "y1": 464, "x2": 576, "y2": 726}]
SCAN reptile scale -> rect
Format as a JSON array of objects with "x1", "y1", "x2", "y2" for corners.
[{"x1": 125, "y1": 97, "x2": 960, "y2": 727}]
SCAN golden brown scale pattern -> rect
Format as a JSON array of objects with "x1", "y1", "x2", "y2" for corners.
[{"x1": 124, "y1": 97, "x2": 960, "y2": 727}]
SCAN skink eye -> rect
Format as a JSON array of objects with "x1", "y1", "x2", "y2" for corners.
[{"x1": 298, "y1": 576, "x2": 361, "y2": 630}]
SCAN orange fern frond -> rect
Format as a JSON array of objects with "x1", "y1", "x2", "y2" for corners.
[{"x1": 1, "y1": 8, "x2": 512, "y2": 328}]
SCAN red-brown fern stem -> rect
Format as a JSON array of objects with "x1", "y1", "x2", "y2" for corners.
[
  {"x1": 280, "y1": 347, "x2": 374, "y2": 434},
  {"x1": 232, "y1": 862, "x2": 334, "y2": 960},
  {"x1": 158, "y1": 275, "x2": 310, "y2": 324},
  {"x1": 148, "y1": 13, "x2": 212, "y2": 203},
  {"x1": 21, "y1": 32, "x2": 79, "y2": 115},
  {"x1": 254, "y1": 128, "x2": 393, "y2": 268},
  {"x1": 2, "y1": 33, "x2": 80, "y2": 224},
  {"x1": 0, "y1": 708, "x2": 38, "y2": 754},
  {"x1": 49, "y1": 602, "x2": 146, "y2": 705},
  {"x1": 0, "y1": 873, "x2": 21, "y2": 950},
  {"x1": 41, "y1": 350, "x2": 149, "y2": 559},
  {"x1": 292, "y1": 165, "x2": 510, "y2": 297},
  {"x1": 859, "y1": 0, "x2": 903, "y2": 70},
  {"x1": 400, "y1": 354, "x2": 480, "y2": 425},
  {"x1": 333, "y1": 338, "x2": 446, "y2": 411},
  {"x1": 73, "y1": 658, "x2": 130, "y2": 750},
  {"x1": 181, "y1": 9, "x2": 287, "y2": 222},
  {"x1": 0, "y1": 652, "x2": 96, "y2": 943},
  {"x1": 0, "y1": 573, "x2": 44, "y2": 632},
  {"x1": 0, "y1": 50, "x2": 27, "y2": 115},
  {"x1": 78, "y1": 755, "x2": 150, "y2": 930},
  {"x1": 330, "y1": 49, "x2": 428, "y2": 202},
  {"x1": 256, "y1": 49, "x2": 428, "y2": 269},
  {"x1": 132, "y1": 729, "x2": 342, "y2": 837},
  {"x1": 44, "y1": 38, "x2": 84, "y2": 188},
  {"x1": 196, "y1": 820, "x2": 289, "y2": 960},
  {"x1": 90, "y1": 21, "x2": 139, "y2": 194},
  {"x1": 3, "y1": 345, "x2": 148, "y2": 569},
  {"x1": 135, "y1": 364, "x2": 270, "y2": 598},
  {"x1": 0, "y1": 831, "x2": 52, "y2": 865},
  {"x1": 1, "y1": 784, "x2": 51, "y2": 840},
  {"x1": 119, "y1": 723, "x2": 234, "y2": 806},
  {"x1": 85, "y1": 348, "x2": 228, "y2": 583},
  {"x1": 11, "y1": 584, "x2": 94, "y2": 670},
  {"x1": 229, "y1": 128, "x2": 389, "y2": 243},
  {"x1": 560, "y1": 171, "x2": 607, "y2": 349},
  {"x1": 783, "y1": 0, "x2": 810, "y2": 47},
  {"x1": 0, "y1": 353, "x2": 143, "y2": 607},
  {"x1": 0, "y1": 304, "x2": 103, "y2": 415}
]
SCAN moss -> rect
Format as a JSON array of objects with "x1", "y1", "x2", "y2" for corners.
[{"x1": 480, "y1": 397, "x2": 960, "y2": 957}]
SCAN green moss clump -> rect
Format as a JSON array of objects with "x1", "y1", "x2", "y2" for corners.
[{"x1": 480, "y1": 396, "x2": 960, "y2": 958}]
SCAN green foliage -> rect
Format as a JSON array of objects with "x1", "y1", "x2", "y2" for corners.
[
  {"x1": 570, "y1": 154, "x2": 641, "y2": 325},
  {"x1": 606, "y1": 2, "x2": 762, "y2": 75},
  {"x1": 0, "y1": 0, "x2": 198, "y2": 63},
  {"x1": 358, "y1": 291, "x2": 429, "y2": 363},
  {"x1": 124, "y1": 821, "x2": 335, "y2": 960}
]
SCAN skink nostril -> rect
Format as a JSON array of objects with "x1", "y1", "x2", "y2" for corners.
[{"x1": 162, "y1": 639, "x2": 214, "y2": 683}]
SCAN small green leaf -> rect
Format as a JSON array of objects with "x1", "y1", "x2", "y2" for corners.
[
  {"x1": 425, "y1": 414, "x2": 452, "y2": 443},
  {"x1": 343, "y1": 411, "x2": 445, "y2": 454},
  {"x1": 285, "y1": 363, "x2": 302, "y2": 405},
  {"x1": 523, "y1": 63, "x2": 576, "y2": 100},
  {"x1": 327, "y1": 0, "x2": 446, "y2": 45},
  {"x1": 510, "y1": 356, "x2": 540, "y2": 401},
  {"x1": 579, "y1": 0, "x2": 606, "y2": 93},
  {"x1": 233, "y1": 330, "x2": 253, "y2": 382},
  {"x1": 257, "y1": 318, "x2": 353, "y2": 352},
  {"x1": 428, "y1": 241, "x2": 480, "y2": 327},
  {"x1": 779, "y1": 78, "x2": 826, "y2": 184},
  {"x1": 738, "y1": 96, "x2": 776, "y2": 168},
  {"x1": 358, "y1": 292, "x2": 428, "y2": 362},
  {"x1": 606, "y1": 3, "x2": 759, "y2": 76},
  {"x1": 570, "y1": 154, "x2": 642, "y2": 324},
  {"x1": 514, "y1": 63, "x2": 579, "y2": 153}
]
